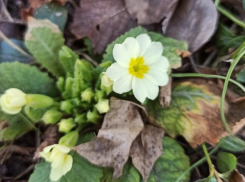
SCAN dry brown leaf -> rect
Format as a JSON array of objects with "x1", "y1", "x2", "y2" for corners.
[
  {"x1": 230, "y1": 170, "x2": 245, "y2": 182},
  {"x1": 159, "y1": 77, "x2": 172, "y2": 108},
  {"x1": 163, "y1": 0, "x2": 218, "y2": 52},
  {"x1": 130, "y1": 125, "x2": 164, "y2": 182},
  {"x1": 70, "y1": 0, "x2": 136, "y2": 54},
  {"x1": 124, "y1": 0, "x2": 179, "y2": 25},
  {"x1": 76, "y1": 99, "x2": 144, "y2": 178}
]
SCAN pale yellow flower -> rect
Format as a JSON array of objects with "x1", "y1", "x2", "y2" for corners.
[
  {"x1": 40, "y1": 144, "x2": 73, "y2": 181},
  {"x1": 95, "y1": 98, "x2": 110, "y2": 113},
  {"x1": 101, "y1": 72, "x2": 113, "y2": 87},
  {"x1": 0, "y1": 88, "x2": 27, "y2": 114},
  {"x1": 106, "y1": 34, "x2": 169, "y2": 103}
]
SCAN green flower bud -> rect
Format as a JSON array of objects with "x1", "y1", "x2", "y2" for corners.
[
  {"x1": 26, "y1": 94, "x2": 54, "y2": 109},
  {"x1": 60, "y1": 100, "x2": 73, "y2": 114},
  {"x1": 59, "y1": 118, "x2": 76, "y2": 133},
  {"x1": 81, "y1": 88, "x2": 94, "y2": 103},
  {"x1": 87, "y1": 109, "x2": 100, "y2": 123},
  {"x1": 71, "y1": 98, "x2": 81, "y2": 106},
  {"x1": 94, "y1": 90, "x2": 105, "y2": 102},
  {"x1": 42, "y1": 110, "x2": 63, "y2": 124},
  {"x1": 99, "y1": 61, "x2": 112, "y2": 68},
  {"x1": 100, "y1": 72, "x2": 113, "y2": 95},
  {"x1": 95, "y1": 99, "x2": 110, "y2": 114},
  {"x1": 56, "y1": 77, "x2": 65, "y2": 92},
  {"x1": 65, "y1": 77, "x2": 74, "y2": 98},
  {"x1": 81, "y1": 102, "x2": 91, "y2": 110},
  {"x1": 75, "y1": 114, "x2": 87, "y2": 125},
  {"x1": 59, "y1": 131, "x2": 79, "y2": 147}
]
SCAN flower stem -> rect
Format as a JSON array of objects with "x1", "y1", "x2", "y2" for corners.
[
  {"x1": 220, "y1": 49, "x2": 245, "y2": 134},
  {"x1": 170, "y1": 73, "x2": 245, "y2": 93},
  {"x1": 217, "y1": 6, "x2": 245, "y2": 29},
  {"x1": 202, "y1": 143, "x2": 213, "y2": 170},
  {"x1": 175, "y1": 144, "x2": 220, "y2": 182},
  {"x1": 215, "y1": 0, "x2": 220, "y2": 6}
]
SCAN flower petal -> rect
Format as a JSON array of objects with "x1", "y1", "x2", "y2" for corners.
[
  {"x1": 132, "y1": 77, "x2": 159, "y2": 103},
  {"x1": 0, "y1": 96, "x2": 21, "y2": 114},
  {"x1": 43, "y1": 144, "x2": 56, "y2": 153},
  {"x1": 62, "y1": 155, "x2": 73, "y2": 175},
  {"x1": 136, "y1": 34, "x2": 152, "y2": 56},
  {"x1": 147, "y1": 71, "x2": 169, "y2": 86},
  {"x1": 122, "y1": 37, "x2": 140, "y2": 59},
  {"x1": 143, "y1": 42, "x2": 163, "y2": 64},
  {"x1": 39, "y1": 152, "x2": 52, "y2": 162},
  {"x1": 55, "y1": 145, "x2": 70, "y2": 154},
  {"x1": 113, "y1": 44, "x2": 130, "y2": 67},
  {"x1": 148, "y1": 56, "x2": 169, "y2": 72},
  {"x1": 50, "y1": 165, "x2": 64, "y2": 181},
  {"x1": 113, "y1": 74, "x2": 133, "y2": 94},
  {"x1": 106, "y1": 63, "x2": 128, "y2": 81},
  {"x1": 51, "y1": 152, "x2": 65, "y2": 168}
]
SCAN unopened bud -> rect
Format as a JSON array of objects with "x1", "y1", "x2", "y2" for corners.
[
  {"x1": 81, "y1": 88, "x2": 94, "y2": 103},
  {"x1": 59, "y1": 118, "x2": 76, "y2": 133},
  {"x1": 99, "y1": 61, "x2": 112, "y2": 68},
  {"x1": 87, "y1": 109, "x2": 100, "y2": 123},
  {"x1": 95, "y1": 99, "x2": 110, "y2": 114},
  {"x1": 42, "y1": 110, "x2": 63, "y2": 124},
  {"x1": 56, "y1": 77, "x2": 65, "y2": 92},
  {"x1": 60, "y1": 100, "x2": 73, "y2": 114},
  {"x1": 75, "y1": 114, "x2": 87, "y2": 125},
  {"x1": 59, "y1": 131, "x2": 79, "y2": 147},
  {"x1": 94, "y1": 90, "x2": 105, "y2": 102}
]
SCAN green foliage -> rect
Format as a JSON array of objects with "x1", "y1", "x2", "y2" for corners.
[
  {"x1": 34, "y1": 2, "x2": 68, "y2": 31},
  {"x1": 25, "y1": 27, "x2": 65, "y2": 77},
  {"x1": 217, "y1": 152, "x2": 237, "y2": 174},
  {"x1": 147, "y1": 137, "x2": 190, "y2": 182},
  {"x1": 29, "y1": 151, "x2": 105, "y2": 182},
  {"x1": 59, "y1": 46, "x2": 78, "y2": 75},
  {"x1": 0, "y1": 62, "x2": 57, "y2": 141},
  {"x1": 102, "y1": 27, "x2": 187, "y2": 69},
  {"x1": 0, "y1": 39, "x2": 33, "y2": 63},
  {"x1": 219, "y1": 135, "x2": 245, "y2": 152},
  {"x1": 147, "y1": 82, "x2": 217, "y2": 138},
  {"x1": 237, "y1": 67, "x2": 245, "y2": 83},
  {"x1": 0, "y1": 62, "x2": 57, "y2": 96}
]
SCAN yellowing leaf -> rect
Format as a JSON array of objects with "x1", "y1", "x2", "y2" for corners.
[{"x1": 148, "y1": 80, "x2": 245, "y2": 147}]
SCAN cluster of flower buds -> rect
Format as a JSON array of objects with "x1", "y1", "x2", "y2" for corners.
[{"x1": 42, "y1": 48, "x2": 111, "y2": 133}]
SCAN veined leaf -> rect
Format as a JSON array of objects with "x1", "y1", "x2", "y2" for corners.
[
  {"x1": 102, "y1": 27, "x2": 187, "y2": 69},
  {"x1": 25, "y1": 19, "x2": 65, "y2": 77},
  {"x1": 219, "y1": 135, "x2": 245, "y2": 152},
  {"x1": 0, "y1": 62, "x2": 58, "y2": 141}
]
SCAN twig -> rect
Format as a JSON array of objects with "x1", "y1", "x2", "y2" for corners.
[
  {"x1": 80, "y1": 52, "x2": 99, "y2": 66},
  {"x1": 13, "y1": 164, "x2": 35, "y2": 180}
]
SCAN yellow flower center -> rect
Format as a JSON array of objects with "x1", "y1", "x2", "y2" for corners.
[{"x1": 128, "y1": 57, "x2": 149, "y2": 78}]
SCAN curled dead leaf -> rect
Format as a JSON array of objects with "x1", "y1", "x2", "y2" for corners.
[
  {"x1": 148, "y1": 79, "x2": 245, "y2": 147},
  {"x1": 130, "y1": 125, "x2": 164, "y2": 182},
  {"x1": 163, "y1": 0, "x2": 218, "y2": 52},
  {"x1": 76, "y1": 99, "x2": 144, "y2": 178},
  {"x1": 70, "y1": 0, "x2": 136, "y2": 53},
  {"x1": 124, "y1": 0, "x2": 179, "y2": 25},
  {"x1": 230, "y1": 170, "x2": 245, "y2": 182},
  {"x1": 159, "y1": 77, "x2": 172, "y2": 108}
]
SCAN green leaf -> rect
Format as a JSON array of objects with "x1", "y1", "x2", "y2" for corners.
[
  {"x1": 0, "y1": 62, "x2": 58, "y2": 141},
  {"x1": 59, "y1": 46, "x2": 78, "y2": 75},
  {"x1": 147, "y1": 137, "x2": 190, "y2": 182},
  {"x1": 25, "y1": 26, "x2": 65, "y2": 77},
  {"x1": 0, "y1": 62, "x2": 58, "y2": 96},
  {"x1": 219, "y1": 135, "x2": 245, "y2": 152},
  {"x1": 147, "y1": 82, "x2": 220, "y2": 147},
  {"x1": 237, "y1": 67, "x2": 245, "y2": 83},
  {"x1": 34, "y1": 2, "x2": 68, "y2": 31},
  {"x1": 217, "y1": 152, "x2": 237, "y2": 174},
  {"x1": 102, "y1": 27, "x2": 187, "y2": 69},
  {"x1": 0, "y1": 39, "x2": 33, "y2": 63}
]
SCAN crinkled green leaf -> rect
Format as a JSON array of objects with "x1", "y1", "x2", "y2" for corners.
[
  {"x1": 0, "y1": 62, "x2": 58, "y2": 141},
  {"x1": 147, "y1": 82, "x2": 221, "y2": 148},
  {"x1": 29, "y1": 151, "x2": 105, "y2": 182},
  {"x1": 146, "y1": 137, "x2": 190, "y2": 182},
  {"x1": 217, "y1": 152, "x2": 237, "y2": 174},
  {"x1": 102, "y1": 27, "x2": 187, "y2": 69},
  {"x1": 0, "y1": 39, "x2": 33, "y2": 63},
  {"x1": 219, "y1": 135, "x2": 245, "y2": 152},
  {"x1": 34, "y1": 2, "x2": 68, "y2": 31},
  {"x1": 59, "y1": 46, "x2": 78, "y2": 75},
  {"x1": 0, "y1": 62, "x2": 58, "y2": 96},
  {"x1": 25, "y1": 26, "x2": 65, "y2": 77}
]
